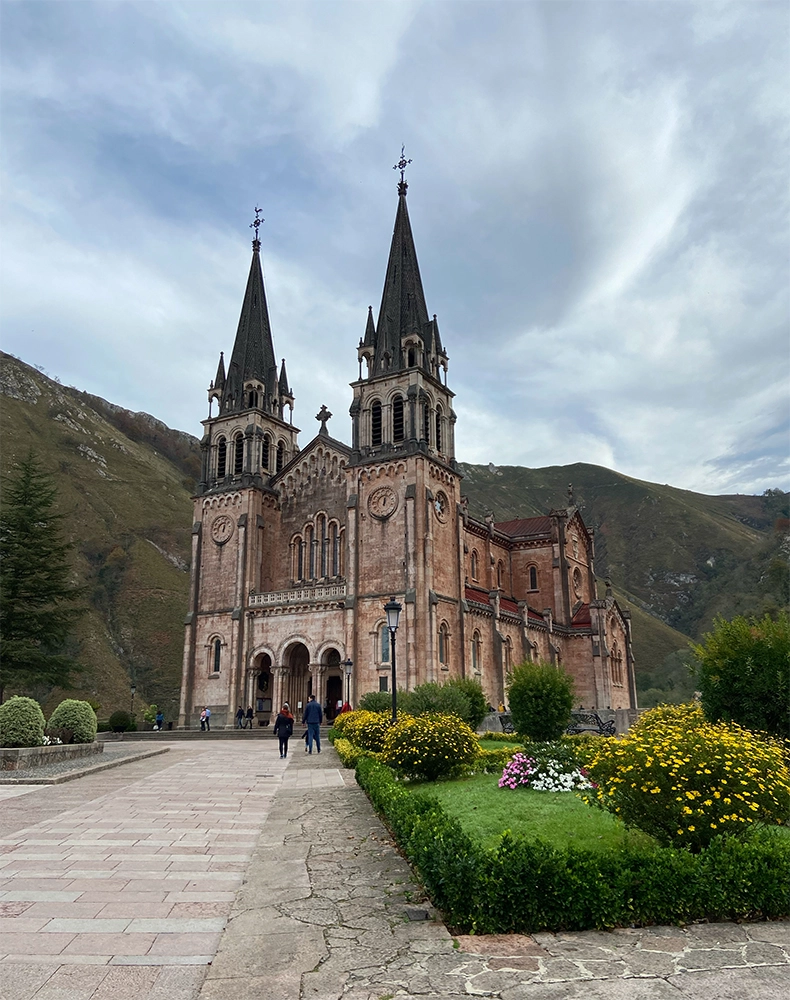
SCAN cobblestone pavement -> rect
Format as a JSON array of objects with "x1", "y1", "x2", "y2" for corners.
[
  {"x1": 0, "y1": 742, "x2": 787, "y2": 1000},
  {"x1": 0, "y1": 744, "x2": 170, "y2": 785}
]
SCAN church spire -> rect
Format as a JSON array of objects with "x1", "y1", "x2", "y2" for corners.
[
  {"x1": 366, "y1": 149, "x2": 444, "y2": 379},
  {"x1": 221, "y1": 209, "x2": 280, "y2": 414}
]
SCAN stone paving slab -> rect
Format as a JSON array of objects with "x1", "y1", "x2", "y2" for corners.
[{"x1": 0, "y1": 741, "x2": 788, "y2": 999}]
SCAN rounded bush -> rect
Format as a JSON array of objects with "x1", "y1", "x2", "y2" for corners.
[
  {"x1": 48, "y1": 699, "x2": 98, "y2": 744},
  {"x1": 631, "y1": 702, "x2": 705, "y2": 737},
  {"x1": 357, "y1": 690, "x2": 392, "y2": 713},
  {"x1": 381, "y1": 712, "x2": 480, "y2": 781},
  {"x1": 583, "y1": 713, "x2": 790, "y2": 851},
  {"x1": 445, "y1": 677, "x2": 489, "y2": 730},
  {"x1": 399, "y1": 682, "x2": 471, "y2": 723},
  {"x1": 507, "y1": 661, "x2": 574, "y2": 742},
  {"x1": 108, "y1": 709, "x2": 134, "y2": 733},
  {"x1": 0, "y1": 696, "x2": 46, "y2": 747},
  {"x1": 339, "y1": 710, "x2": 392, "y2": 752}
]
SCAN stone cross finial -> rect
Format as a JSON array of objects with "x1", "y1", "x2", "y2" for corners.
[
  {"x1": 316, "y1": 405, "x2": 332, "y2": 435},
  {"x1": 250, "y1": 206, "x2": 264, "y2": 246},
  {"x1": 393, "y1": 145, "x2": 412, "y2": 195}
]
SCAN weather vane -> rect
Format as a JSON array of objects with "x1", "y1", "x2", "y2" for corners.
[
  {"x1": 393, "y1": 145, "x2": 412, "y2": 189},
  {"x1": 250, "y1": 206, "x2": 264, "y2": 240}
]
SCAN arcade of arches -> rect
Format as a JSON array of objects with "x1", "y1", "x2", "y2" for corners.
[{"x1": 246, "y1": 643, "x2": 348, "y2": 725}]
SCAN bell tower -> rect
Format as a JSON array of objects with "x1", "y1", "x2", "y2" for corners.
[{"x1": 345, "y1": 154, "x2": 464, "y2": 692}]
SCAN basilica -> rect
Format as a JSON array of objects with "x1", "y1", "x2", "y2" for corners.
[{"x1": 178, "y1": 172, "x2": 638, "y2": 730}]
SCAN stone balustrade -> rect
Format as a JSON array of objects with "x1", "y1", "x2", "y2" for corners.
[{"x1": 248, "y1": 583, "x2": 347, "y2": 607}]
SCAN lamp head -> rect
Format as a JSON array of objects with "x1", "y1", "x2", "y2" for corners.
[{"x1": 384, "y1": 596, "x2": 402, "y2": 631}]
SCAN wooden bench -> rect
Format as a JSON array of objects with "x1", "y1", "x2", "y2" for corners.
[{"x1": 566, "y1": 711, "x2": 616, "y2": 737}]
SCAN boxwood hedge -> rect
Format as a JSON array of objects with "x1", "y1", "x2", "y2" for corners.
[{"x1": 355, "y1": 756, "x2": 790, "y2": 933}]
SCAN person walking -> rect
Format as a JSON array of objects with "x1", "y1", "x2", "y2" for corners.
[
  {"x1": 245, "y1": 706, "x2": 254, "y2": 729},
  {"x1": 204, "y1": 706, "x2": 211, "y2": 731},
  {"x1": 235, "y1": 706, "x2": 244, "y2": 729},
  {"x1": 155, "y1": 710, "x2": 164, "y2": 731},
  {"x1": 302, "y1": 694, "x2": 323, "y2": 754},
  {"x1": 273, "y1": 703, "x2": 294, "y2": 758}
]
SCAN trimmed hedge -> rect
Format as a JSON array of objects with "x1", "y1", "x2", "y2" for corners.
[
  {"x1": 0, "y1": 696, "x2": 46, "y2": 747},
  {"x1": 48, "y1": 699, "x2": 97, "y2": 744},
  {"x1": 355, "y1": 756, "x2": 790, "y2": 933}
]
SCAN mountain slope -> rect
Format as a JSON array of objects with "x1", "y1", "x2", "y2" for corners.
[{"x1": 1, "y1": 352, "x2": 785, "y2": 716}]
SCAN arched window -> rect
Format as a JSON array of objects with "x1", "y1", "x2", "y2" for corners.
[
  {"x1": 318, "y1": 515, "x2": 327, "y2": 577},
  {"x1": 248, "y1": 389, "x2": 258, "y2": 408},
  {"x1": 380, "y1": 624, "x2": 390, "y2": 663},
  {"x1": 572, "y1": 567, "x2": 583, "y2": 599},
  {"x1": 528, "y1": 565, "x2": 538, "y2": 591},
  {"x1": 471, "y1": 631, "x2": 481, "y2": 672},
  {"x1": 435, "y1": 405, "x2": 442, "y2": 452},
  {"x1": 438, "y1": 622, "x2": 450, "y2": 665},
  {"x1": 276, "y1": 441, "x2": 285, "y2": 473},
  {"x1": 330, "y1": 522, "x2": 339, "y2": 576},
  {"x1": 497, "y1": 560, "x2": 504, "y2": 589},
  {"x1": 217, "y1": 437, "x2": 227, "y2": 478},
  {"x1": 371, "y1": 401, "x2": 382, "y2": 446},
  {"x1": 423, "y1": 402, "x2": 430, "y2": 442},
  {"x1": 294, "y1": 536, "x2": 303, "y2": 581},
  {"x1": 234, "y1": 433, "x2": 244, "y2": 475},
  {"x1": 504, "y1": 636, "x2": 513, "y2": 674},
  {"x1": 261, "y1": 434, "x2": 270, "y2": 470},
  {"x1": 471, "y1": 550, "x2": 479, "y2": 580},
  {"x1": 338, "y1": 528, "x2": 345, "y2": 576},
  {"x1": 213, "y1": 638, "x2": 222, "y2": 673},
  {"x1": 393, "y1": 395, "x2": 405, "y2": 442},
  {"x1": 306, "y1": 525, "x2": 315, "y2": 579},
  {"x1": 408, "y1": 347, "x2": 415, "y2": 367}
]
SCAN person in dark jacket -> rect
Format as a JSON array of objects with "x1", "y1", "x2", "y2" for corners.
[
  {"x1": 273, "y1": 704, "x2": 294, "y2": 758},
  {"x1": 302, "y1": 694, "x2": 323, "y2": 754},
  {"x1": 235, "y1": 706, "x2": 244, "y2": 729},
  {"x1": 245, "y1": 706, "x2": 254, "y2": 729}
]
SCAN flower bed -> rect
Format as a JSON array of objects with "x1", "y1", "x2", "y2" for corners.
[
  {"x1": 1, "y1": 742, "x2": 103, "y2": 771},
  {"x1": 355, "y1": 756, "x2": 790, "y2": 933}
]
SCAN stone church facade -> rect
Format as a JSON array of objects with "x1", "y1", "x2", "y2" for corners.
[{"x1": 178, "y1": 179, "x2": 638, "y2": 729}]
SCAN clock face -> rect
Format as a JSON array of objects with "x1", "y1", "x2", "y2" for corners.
[
  {"x1": 368, "y1": 486, "x2": 398, "y2": 520},
  {"x1": 434, "y1": 491, "x2": 448, "y2": 522},
  {"x1": 210, "y1": 514, "x2": 234, "y2": 545}
]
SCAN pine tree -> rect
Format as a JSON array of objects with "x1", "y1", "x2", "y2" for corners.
[{"x1": 0, "y1": 452, "x2": 83, "y2": 700}]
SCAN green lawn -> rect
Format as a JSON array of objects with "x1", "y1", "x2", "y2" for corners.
[{"x1": 412, "y1": 773, "x2": 658, "y2": 853}]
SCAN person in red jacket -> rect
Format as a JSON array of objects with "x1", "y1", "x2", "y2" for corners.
[{"x1": 273, "y1": 704, "x2": 294, "y2": 758}]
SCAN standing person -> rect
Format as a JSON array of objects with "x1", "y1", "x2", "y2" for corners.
[
  {"x1": 245, "y1": 706, "x2": 254, "y2": 729},
  {"x1": 235, "y1": 706, "x2": 244, "y2": 729},
  {"x1": 155, "y1": 710, "x2": 164, "y2": 731},
  {"x1": 204, "y1": 706, "x2": 211, "y2": 731},
  {"x1": 302, "y1": 694, "x2": 323, "y2": 754},
  {"x1": 199, "y1": 708, "x2": 207, "y2": 731},
  {"x1": 273, "y1": 703, "x2": 294, "y2": 758}
]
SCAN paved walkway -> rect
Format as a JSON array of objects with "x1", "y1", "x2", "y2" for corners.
[{"x1": 0, "y1": 742, "x2": 788, "y2": 999}]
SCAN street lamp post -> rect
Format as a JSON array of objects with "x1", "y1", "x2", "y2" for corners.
[
  {"x1": 384, "y1": 597, "x2": 402, "y2": 725},
  {"x1": 343, "y1": 658, "x2": 353, "y2": 706},
  {"x1": 130, "y1": 683, "x2": 136, "y2": 717}
]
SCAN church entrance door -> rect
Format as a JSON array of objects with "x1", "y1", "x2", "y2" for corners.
[{"x1": 284, "y1": 642, "x2": 310, "y2": 715}]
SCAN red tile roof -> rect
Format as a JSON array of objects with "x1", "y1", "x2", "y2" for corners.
[
  {"x1": 465, "y1": 586, "x2": 491, "y2": 605},
  {"x1": 494, "y1": 516, "x2": 553, "y2": 538},
  {"x1": 571, "y1": 603, "x2": 592, "y2": 628},
  {"x1": 500, "y1": 597, "x2": 520, "y2": 613}
]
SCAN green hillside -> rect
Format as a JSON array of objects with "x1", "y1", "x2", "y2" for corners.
[{"x1": 1, "y1": 352, "x2": 785, "y2": 716}]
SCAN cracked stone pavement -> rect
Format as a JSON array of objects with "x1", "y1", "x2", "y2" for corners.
[{"x1": 0, "y1": 742, "x2": 787, "y2": 999}]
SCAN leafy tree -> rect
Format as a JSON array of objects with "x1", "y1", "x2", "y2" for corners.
[
  {"x1": 507, "y1": 661, "x2": 575, "y2": 742},
  {"x1": 444, "y1": 676, "x2": 489, "y2": 729},
  {"x1": 0, "y1": 452, "x2": 83, "y2": 701},
  {"x1": 693, "y1": 612, "x2": 790, "y2": 737},
  {"x1": 398, "y1": 682, "x2": 471, "y2": 722}
]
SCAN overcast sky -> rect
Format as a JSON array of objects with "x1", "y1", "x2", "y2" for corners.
[{"x1": 1, "y1": 1, "x2": 787, "y2": 495}]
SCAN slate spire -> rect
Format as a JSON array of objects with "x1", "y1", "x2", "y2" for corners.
[
  {"x1": 221, "y1": 217, "x2": 279, "y2": 413},
  {"x1": 213, "y1": 351, "x2": 226, "y2": 393}
]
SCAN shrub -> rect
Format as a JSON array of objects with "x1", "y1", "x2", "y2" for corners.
[
  {"x1": 476, "y1": 746, "x2": 518, "y2": 773},
  {"x1": 445, "y1": 676, "x2": 489, "y2": 729},
  {"x1": 631, "y1": 701, "x2": 706, "y2": 737},
  {"x1": 338, "y1": 710, "x2": 392, "y2": 752},
  {"x1": 333, "y1": 737, "x2": 379, "y2": 768},
  {"x1": 381, "y1": 712, "x2": 480, "y2": 781},
  {"x1": 356, "y1": 756, "x2": 790, "y2": 932},
  {"x1": 357, "y1": 690, "x2": 392, "y2": 713},
  {"x1": 583, "y1": 714, "x2": 790, "y2": 851},
  {"x1": 693, "y1": 612, "x2": 790, "y2": 737},
  {"x1": 398, "y1": 682, "x2": 471, "y2": 723},
  {"x1": 108, "y1": 709, "x2": 134, "y2": 733},
  {"x1": 48, "y1": 699, "x2": 98, "y2": 744},
  {"x1": 507, "y1": 661, "x2": 575, "y2": 742},
  {"x1": 0, "y1": 695, "x2": 46, "y2": 747}
]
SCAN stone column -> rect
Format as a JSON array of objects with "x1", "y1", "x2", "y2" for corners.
[{"x1": 272, "y1": 667, "x2": 288, "y2": 716}]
